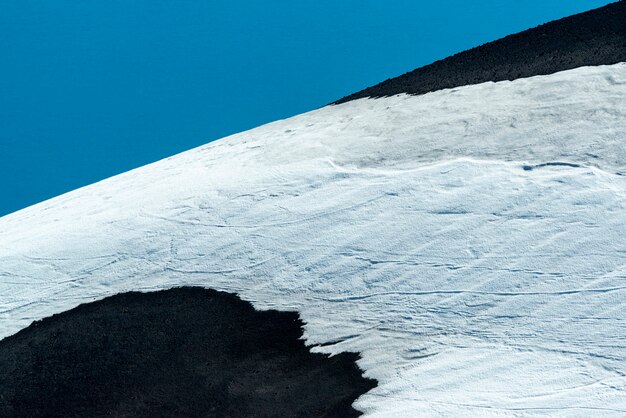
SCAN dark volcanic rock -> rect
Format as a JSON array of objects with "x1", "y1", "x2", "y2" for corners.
[
  {"x1": 0, "y1": 287, "x2": 376, "y2": 418},
  {"x1": 335, "y1": 1, "x2": 626, "y2": 103}
]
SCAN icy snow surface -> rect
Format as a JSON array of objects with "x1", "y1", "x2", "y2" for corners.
[{"x1": 1, "y1": 63, "x2": 626, "y2": 416}]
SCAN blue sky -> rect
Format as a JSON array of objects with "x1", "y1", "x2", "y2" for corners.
[{"x1": 0, "y1": 0, "x2": 613, "y2": 216}]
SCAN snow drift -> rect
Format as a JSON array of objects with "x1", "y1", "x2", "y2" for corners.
[{"x1": 1, "y1": 62, "x2": 626, "y2": 416}]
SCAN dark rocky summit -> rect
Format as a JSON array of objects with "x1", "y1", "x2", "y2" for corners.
[
  {"x1": 0, "y1": 287, "x2": 376, "y2": 417},
  {"x1": 335, "y1": 1, "x2": 626, "y2": 103}
]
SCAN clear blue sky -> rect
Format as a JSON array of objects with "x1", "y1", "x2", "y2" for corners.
[{"x1": 0, "y1": 0, "x2": 613, "y2": 216}]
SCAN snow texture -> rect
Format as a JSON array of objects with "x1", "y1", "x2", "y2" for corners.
[{"x1": 1, "y1": 63, "x2": 626, "y2": 416}]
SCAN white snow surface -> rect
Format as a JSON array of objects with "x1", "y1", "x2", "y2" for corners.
[{"x1": 2, "y1": 63, "x2": 626, "y2": 416}]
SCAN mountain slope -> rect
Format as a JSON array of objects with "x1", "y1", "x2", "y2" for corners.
[
  {"x1": 1, "y1": 63, "x2": 625, "y2": 416},
  {"x1": 335, "y1": 0, "x2": 626, "y2": 103}
]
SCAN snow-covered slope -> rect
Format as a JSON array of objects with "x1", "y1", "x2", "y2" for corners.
[{"x1": 1, "y1": 63, "x2": 626, "y2": 416}]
